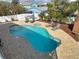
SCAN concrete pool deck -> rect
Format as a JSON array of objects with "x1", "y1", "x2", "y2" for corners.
[
  {"x1": 0, "y1": 21, "x2": 79, "y2": 59},
  {"x1": 13, "y1": 21, "x2": 79, "y2": 59}
]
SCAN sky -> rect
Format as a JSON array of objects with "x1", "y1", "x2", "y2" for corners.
[
  {"x1": 1, "y1": 0, "x2": 77, "y2": 3},
  {"x1": 2, "y1": 0, "x2": 51, "y2": 3}
]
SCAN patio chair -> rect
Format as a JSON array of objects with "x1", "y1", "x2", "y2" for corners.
[
  {"x1": 25, "y1": 18, "x2": 29, "y2": 23},
  {"x1": 11, "y1": 15, "x2": 18, "y2": 21},
  {"x1": 51, "y1": 22, "x2": 61, "y2": 30}
]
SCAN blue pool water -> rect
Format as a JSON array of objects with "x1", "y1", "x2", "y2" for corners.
[{"x1": 9, "y1": 25, "x2": 60, "y2": 53}]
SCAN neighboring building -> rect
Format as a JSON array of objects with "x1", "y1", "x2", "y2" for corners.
[
  {"x1": 72, "y1": 16, "x2": 79, "y2": 41},
  {"x1": 1, "y1": 0, "x2": 52, "y2": 11},
  {"x1": 19, "y1": 0, "x2": 52, "y2": 11},
  {"x1": 72, "y1": 16, "x2": 79, "y2": 34}
]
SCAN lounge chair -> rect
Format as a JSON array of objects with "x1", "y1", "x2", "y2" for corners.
[
  {"x1": 0, "y1": 17, "x2": 6, "y2": 23},
  {"x1": 52, "y1": 25, "x2": 60, "y2": 30},
  {"x1": 11, "y1": 15, "x2": 18, "y2": 21},
  {"x1": 51, "y1": 22, "x2": 61, "y2": 30},
  {"x1": 4, "y1": 16, "x2": 12, "y2": 22},
  {"x1": 16, "y1": 14, "x2": 26, "y2": 21}
]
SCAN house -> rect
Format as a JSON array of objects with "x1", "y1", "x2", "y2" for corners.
[{"x1": 19, "y1": 0, "x2": 52, "y2": 11}]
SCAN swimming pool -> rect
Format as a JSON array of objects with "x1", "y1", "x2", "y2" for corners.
[{"x1": 9, "y1": 25, "x2": 60, "y2": 53}]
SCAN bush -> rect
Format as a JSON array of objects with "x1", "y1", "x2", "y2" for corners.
[{"x1": 0, "y1": 1, "x2": 25, "y2": 16}]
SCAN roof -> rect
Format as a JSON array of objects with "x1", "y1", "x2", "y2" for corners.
[{"x1": 72, "y1": 16, "x2": 79, "y2": 33}]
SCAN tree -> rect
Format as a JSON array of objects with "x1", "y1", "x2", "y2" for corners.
[
  {"x1": 76, "y1": 0, "x2": 79, "y2": 16},
  {"x1": 0, "y1": 1, "x2": 9, "y2": 16},
  {"x1": 63, "y1": 0, "x2": 79, "y2": 16},
  {"x1": 47, "y1": 0, "x2": 77, "y2": 23},
  {"x1": 8, "y1": 4, "x2": 25, "y2": 15},
  {"x1": 47, "y1": 4, "x2": 67, "y2": 23},
  {"x1": 39, "y1": 12, "x2": 45, "y2": 21},
  {"x1": 0, "y1": 1, "x2": 25, "y2": 16}
]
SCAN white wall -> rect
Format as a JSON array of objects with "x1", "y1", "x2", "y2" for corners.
[{"x1": 0, "y1": 13, "x2": 39, "y2": 22}]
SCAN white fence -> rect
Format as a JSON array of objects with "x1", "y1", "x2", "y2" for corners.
[{"x1": 0, "y1": 13, "x2": 39, "y2": 22}]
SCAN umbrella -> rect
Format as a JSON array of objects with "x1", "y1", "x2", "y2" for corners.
[
  {"x1": 28, "y1": 8, "x2": 41, "y2": 20},
  {"x1": 28, "y1": 8, "x2": 41, "y2": 13}
]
